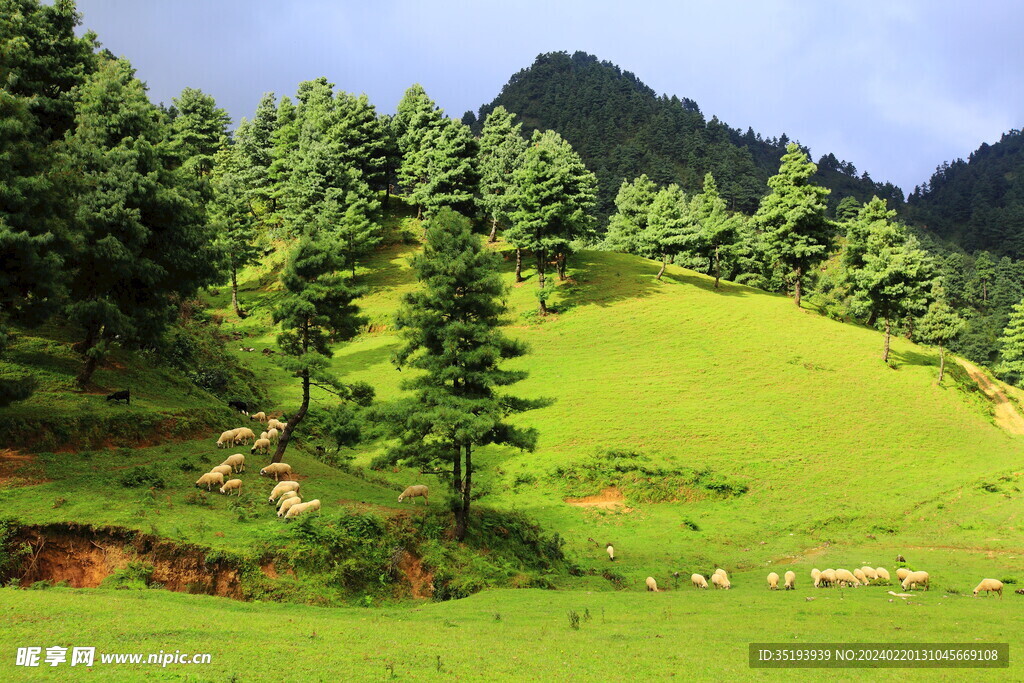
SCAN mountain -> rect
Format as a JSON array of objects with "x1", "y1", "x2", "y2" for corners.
[
  {"x1": 471, "y1": 51, "x2": 903, "y2": 219},
  {"x1": 907, "y1": 129, "x2": 1024, "y2": 257}
]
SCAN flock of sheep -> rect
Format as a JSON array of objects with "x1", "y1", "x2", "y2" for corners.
[
  {"x1": 640, "y1": 562, "x2": 1006, "y2": 598},
  {"x1": 194, "y1": 412, "x2": 321, "y2": 520}
]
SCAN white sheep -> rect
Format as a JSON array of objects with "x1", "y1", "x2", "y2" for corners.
[
  {"x1": 714, "y1": 568, "x2": 728, "y2": 580},
  {"x1": 811, "y1": 568, "x2": 821, "y2": 586},
  {"x1": 875, "y1": 567, "x2": 891, "y2": 581},
  {"x1": 210, "y1": 464, "x2": 233, "y2": 477},
  {"x1": 767, "y1": 572, "x2": 779, "y2": 590},
  {"x1": 276, "y1": 490, "x2": 299, "y2": 509},
  {"x1": 645, "y1": 576, "x2": 660, "y2": 592},
  {"x1": 398, "y1": 484, "x2": 428, "y2": 505},
  {"x1": 284, "y1": 498, "x2": 321, "y2": 520},
  {"x1": 818, "y1": 569, "x2": 836, "y2": 588},
  {"x1": 260, "y1": 431, "x2": 269, "y2": 441},
  {"x1": 853, "y1": 568, "x2": 868, "y2": 585},
  {"x1": 267, "y1": 418, "x2": 286, "y2": 432},
  {"x1": 973, "y1": 579, "x2": 1003, "y2": 598},
  {"x1": 901, "y1": 571, "x2": 929, "y2": 591},
  {"x1": 195, "y1": 472, "x2": 225, "y2": 491},
  {"x1": 278, "y1": 496, "x2": 302, "y2": 517},
  {"x1": 691, "y1": 574, "x2": 708, "y2": 589},
  {"x1": 268, "y1": 481, "x2": 300, "y2": 503},
  {"x1": 216, "y1": 428, "x2": 240, "y2": 449},
  {"x1": 260, "y1": 462, "x2": 292, "y2": 480},
  {"x1": 835, "y1": 569, "x2": 860, "y2": 587},
  {"x1": 222, "y1": 453, "x2": 245, "y2": 473},
  {"x1": 219, "y1": 479, "x2": 243, "y2": 496},
  {"x1": 267, "y1": 427, "x2": 279, "y2": 443},
  {"x1": 861, "y1": 566, "x2": 878, "y2": 581},
  {"x1": 251, "y1": 411, "x2": 267, "y2": 423},
  {"x1": 711, "y1": 572, "x2": 731, "y2": 590},
  {"x1": 251, "y1": 438, "x2": 271, "y2": 455},
  {"x1": 606, "y1": 544, "x2": 615, "y2": 561},
  {"x1": 896, "y1": 567, "x2": 910, "y2": 582},
  {"x1": 784, "y1": 571, "x2": 795, "y2": 590},
  {"x1": 233, "y1": 427, "x2": 256, "y2": 445}
]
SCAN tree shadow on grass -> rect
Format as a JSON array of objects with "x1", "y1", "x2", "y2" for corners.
[
  {"x1": 359, "y1": 242, "x2": 419, "y2": 292},
  {"x1": 889, "y1": 348, "x2": 937, "y2": 370},
  {"x1": 332, "y1": 341, "x2": 400, "y2": 378}
]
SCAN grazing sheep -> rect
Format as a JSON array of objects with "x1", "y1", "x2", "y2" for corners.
[
  {"x1": 268, "y1": 480, "x2": 300, "y2": 503},
  {"x1": 210, "y1": 465, "x2": 233, "y2": 477},
  {"x1": 854, "y1": 569, "x2": 868, "y2": 585},
  {"x1": 835, "y1": 569, "x2": 860, "y2": 587},
  {"x1": 260, "y1": 431, "x2": 269, "y2": 441},
  {"x1": 276, "y1": 490, "x2": 299, "y2": 509},
  {"x1": 714, "y1": 568, "x2": 728, "y2": 580},
  {"x1": 219, "y1": 479, "x2": 242, "y2": 496},
  {"x1": 222, "y1": 453, "x2": 245, "y2": 473},
  {"x1": 767, "y1": 572, "x2": 779, "y2": 590},
  {"x1": 607, "y1": 544, "x2": 615, "y2": 561},
  {"x1": 251, "y1": 438, "x2": 272, "y2": 455},
  {"x1": 861, "y1": 566, "x2": 878, "y2": 581},
  {"x1": 973, "y1": 579, "x2": 1003, "y2": 598},
  {"x1": 276, "y1": 493, "x2": 299, "y2": 516},
  {"x1": 811, "y1": 568, "x2": 821, "y2": 585},
  {"x1": 195, "y1": 472, "x2": 225, "y2": 491},
  {"x1": 267, "y1": 418, "x2": 286, "y2": 432},
  {"x1": 260, "y1": 462, "x2": 292, "y2": 481},
  {"x1": 267, "y1": 428, "x2": 279, "y2": 443},
  {"x1": 250, "y1": 411, "x2": 267, "y2": 423},
  {"x1": 284, "y1": 498, "x2": 321, "y2": 520},
  {"x1": 875, "y1": 567, "x2": 890, "y2": 581},
  {"x1": 398, "y1": 484, "x2": 428, "y2": 505},
  {"x1": 233, "y1": 427, "x2": 256, "y2": 445},
  {"x1": 691, "y1": 574, "x2": 708, "y2": 589},
  {"x1": 896, "y1": 567, "x2": 911, "y2": 582},
  {"x1": 901, "y1": 571, "x2": 930, "y2": 591},
  {"x1": 646, "y1": 576, "x2": 660, "y2": 592},
  {"x1": 784, "y1": 571, "x2": 796, "y2": 590},
  {"x1": 711, "y1": 572, "x2": 731, "y2": 590},
  {"x1": 820, "y1": 569, "x2": 837, "y2": 588},
  {"x1": 217, "y1": 429, "x2": 240, "y2": 449}
]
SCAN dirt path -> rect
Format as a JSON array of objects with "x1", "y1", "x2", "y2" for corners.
[
  {"x1": 958, "y1": 359, "x2": 1024, "y2": 435},
  {"x1": 0, "y1": 449, "x2": 46, "y2": 487}
]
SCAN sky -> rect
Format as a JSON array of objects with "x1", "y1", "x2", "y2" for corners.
[{"x1": 72, "y1": 0, "x2": 1023, "y2": 193}]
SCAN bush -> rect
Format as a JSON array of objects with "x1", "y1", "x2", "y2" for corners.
[
  {"x1": 102, "y1": 561, "x2": 154, "y2": 590},
  {"x1": 118, "y1": 465, "x2": 166, "y2": 489}
]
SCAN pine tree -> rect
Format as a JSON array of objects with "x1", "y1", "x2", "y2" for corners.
[
  {"x1": 266, "y1": 96, "x2": 298, "y2": 231},
  {"x1": 478, "y1": 106, "x2": 527, "y2": 242},
  {"x1": 321, "y1": 169, "x2": 381, "y2": 278},
  {"x1": 235, "y1": 92, "x2": 277, "y2": 212},
  {"x1": 64, "y1": 58, "x2": 220, "y2": 387},
  {"x1": 508, "y1": 130, "x2": 597, "y2": 313},
  {"x1": 688, "y1": 173, "x2": 739, "y2": 288},
  {"x1": 752, "y1": 143, "x2": 832, "y2": 306},
  {"x1": 271, "y1": 233, "x2": 366, "y2": 463},
  {"x1": 415, "y1": 117, "x2": 479, "y2": 219},
  {"x1": 380, "y1": 208, "x2": 539, "y2": 540},
  {"x1": 643, "y1": 184, "x2": 689, "y2": 280},
  {"x1": 169, "y1": 87, "x2": 231, "y2": 178},
  {"x1": 605, "y1": 174, "x2": 659, "y2": 255},
  {"x1": 210, "y1": 139, "x2": 259, "y2": 317},
  {"x1": 973, "y1": 252, "x2": 996, "y2": 306},
  {"x1": 917, "y1": 288, "x2": 964, "y2": 382},
  {"x1": 394, "y1": 84, "x2": 443, "y2": 216},
  {"x1": 850, "y1": 204, "x2": 935, "y2": 363}
]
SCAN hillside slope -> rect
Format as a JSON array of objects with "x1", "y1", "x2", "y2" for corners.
[{"x1": 207, "y1": 230, "x2": 1024, "y2": 588}]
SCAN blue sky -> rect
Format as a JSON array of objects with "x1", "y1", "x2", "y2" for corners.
[{"x1": 74, "y1": 0, "x2": 1022, "y2": 193}]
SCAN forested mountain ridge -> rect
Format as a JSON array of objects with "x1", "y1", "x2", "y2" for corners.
[
  {"x1": 908, "y1": 129, "x2": 1024, "y2": 257},
  {"x1": 470, "y1": 51, "x2": 903, "y2": 219}
]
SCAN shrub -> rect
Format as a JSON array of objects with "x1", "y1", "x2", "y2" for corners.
[{"x1": 118, "y1": 465, "x2": 166, "y2": 489}]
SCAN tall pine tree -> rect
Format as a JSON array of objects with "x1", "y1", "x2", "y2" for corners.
[{"x1": 478, "y1": 106, "x2": 527, "y2": 242}]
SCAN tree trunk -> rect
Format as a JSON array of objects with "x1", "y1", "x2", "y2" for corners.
[
  {"x1": 515, "y1": 248, "x2": 523, "y2": 283},
  {"x1": 231, "y1": 265, "x2": 241, "y2": 317},
  {"x1": 488, "y1": 216, "x2": 498, "y2": 243},
  {"x1": 75, "y1": 324, "x2": 100, "y2": 389},
  {"x1": 882, "y1": 317, "x2": 891, "y2": 364},
  {"x1": 656, "y1": 253, "x2": 667, "y2": 280},
  {"x1": 938, "y1": 344, "x2": 945, "y2": 382},
  {"x1": 793, "y1": 267, "x2": 802, "y2": 307},
  {"x1": 455, "y1": 444, "x2": 472, "y2": 542},
  {"x1": 556, "y1": 252, "x2": 567, "y2": 281},
  {"x1": 537, "y1": 253, "x2": 548, "y2": 316},
  {"x1": 713, "y1": 246, "x2": 721, "y2": 289},
  {"x1": 272, "y1": 321, "x2": 310, "y2": 463}
]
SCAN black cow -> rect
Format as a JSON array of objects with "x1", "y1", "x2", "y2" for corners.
[
  {"x1": 227, "y1": 400, "x2": 249, "y2": 414},
  {"x1": 106, "y1": 389, "x2": 130, "y2": 405}
]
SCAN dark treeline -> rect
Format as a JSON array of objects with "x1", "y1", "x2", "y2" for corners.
[{"x1": 471, "y1": 51, "x2": 903, "y2": 219}]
